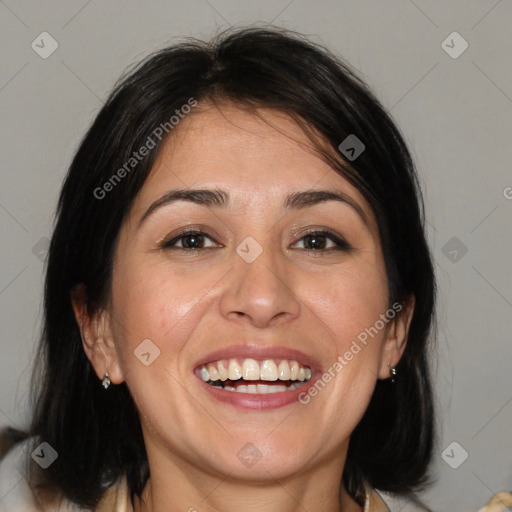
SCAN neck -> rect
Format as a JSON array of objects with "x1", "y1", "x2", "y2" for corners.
[{"x1": 132, "y1": 441, "x2": 363, "y2": 512}]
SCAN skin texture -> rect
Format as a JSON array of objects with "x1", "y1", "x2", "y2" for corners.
[{"x1": 73, "y1": 103, "x2": 414, "y2": 512}]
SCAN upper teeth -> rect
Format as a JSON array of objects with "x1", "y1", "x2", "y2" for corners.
[{"x1": 199, "y1": 358, "x2": 312, "y2": 382}]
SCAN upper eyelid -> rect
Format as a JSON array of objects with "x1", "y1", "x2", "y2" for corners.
[{"x1": 159, "y1": 226, "x2": 221, "y2": 244}]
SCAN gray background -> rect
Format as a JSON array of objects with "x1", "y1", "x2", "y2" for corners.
[{"x1": 0, "y1": 1, "x2": 511, "y2": 510}]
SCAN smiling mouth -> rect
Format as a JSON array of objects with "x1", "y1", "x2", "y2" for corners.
[{"x1": 197, "y1": 358, "x2": 313, "y2": 394}]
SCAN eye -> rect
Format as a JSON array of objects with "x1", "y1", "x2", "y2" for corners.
[
  {"x1": 160, "y1": 230, "x2": 221, "y2": 250},
  {"x1": 159, "y1": 228, "x2": 350, "y2": 253},
  {"x1": 291, "y1": 230, "x2": 351, "y2": 252}
]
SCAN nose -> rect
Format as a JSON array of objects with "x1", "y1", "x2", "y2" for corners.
[{"x1": 219, "y1": 242, "x2": 301, "y2": 329}]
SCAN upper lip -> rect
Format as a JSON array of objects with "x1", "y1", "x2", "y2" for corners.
[{"x1": 194, "y1": 344, "x2": 322, "y2": 372}]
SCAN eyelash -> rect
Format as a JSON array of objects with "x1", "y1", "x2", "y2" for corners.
[{"x1": 160, "y1": 229, "x2": 352, "y2": 253}]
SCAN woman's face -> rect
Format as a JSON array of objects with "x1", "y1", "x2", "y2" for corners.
[{"x1": 83, "y1": 104, "x2": 411, "y2": 481}]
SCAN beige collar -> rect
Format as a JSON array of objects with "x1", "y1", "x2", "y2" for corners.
[{"x1": 365, "y1": 486, "x2": 391, "y2": 512}]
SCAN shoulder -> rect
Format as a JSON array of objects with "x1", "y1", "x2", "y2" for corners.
[
  {"x1": 0, "y1": 436, "x2": 42, "y2": 511},
  {"x1": 368, "y1": 488, "x2": 430, "y2": 512},
  {"x1": 375, "y1": 488, "x2": 512, "y2": 512},
  {"x1": 479, "y1": 491, "x2": 512, "y2": 512},
  {"x1": 0, "y1": 436, "x2": 85, "y2": 512},
  {"x1": 367, "y1": 488, "x2": 392, "y2": 512}
]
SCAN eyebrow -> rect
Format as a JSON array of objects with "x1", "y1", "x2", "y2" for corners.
[{"x1": 138, "y1": 187, "x2": 368, "y2": 227}]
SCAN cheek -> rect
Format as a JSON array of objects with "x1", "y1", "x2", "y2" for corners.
[
  {"x1": 113, "y1": 265, "x2": 198, "y2": 339},
  {"x1": 304, "y1": 264, "x2": 389, "y2": 353},
  {"x1": 109, "y1": 262, "x2": 211, "y2": 429},
  {"x1": 110, "y1": 259, "x2": 219, "y2": 361},
  {"x1": 298, "y1": 263, "x2": 389, "y2": 421}
]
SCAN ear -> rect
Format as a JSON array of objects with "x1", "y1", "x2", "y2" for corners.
[
  {"x1": 377, "y1": 295, "x2": 415, "y2": 380},
  {"x1": 71, "y1": 284, "x2": 124, "y2": 385}
]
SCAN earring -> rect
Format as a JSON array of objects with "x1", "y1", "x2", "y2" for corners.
[
  {"x1": 102, "y1": 371, "x2": 111, "y2": 389},
  {"x1": 390, "y1": 366, "x2": 397, "y2": 383}
]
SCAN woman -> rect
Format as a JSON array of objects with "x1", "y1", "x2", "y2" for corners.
[{"x1": 0, "y1": 27, "x2": 437, "y2": 511}]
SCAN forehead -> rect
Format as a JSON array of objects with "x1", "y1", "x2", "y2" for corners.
[
  {"x1": 151, "y1": 104, "x2": 328, "y2": 182},
  {"x1": 134, "y1": 103, "x2": 375, "y2": 224}
]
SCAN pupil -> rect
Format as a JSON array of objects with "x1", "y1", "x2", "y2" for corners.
[
  {"x1": 184, "y1": 234, "x2": 202, "y2": 248},
  {"x1": 306, "y1": 235, "x2": 324, "y2": 249}
]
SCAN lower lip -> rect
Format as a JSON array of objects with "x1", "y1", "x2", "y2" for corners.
[{"x1": 198, "y1": 376, "x2": 319, "y2": 410}]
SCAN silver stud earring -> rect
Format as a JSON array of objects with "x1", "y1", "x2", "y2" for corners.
[
  {"x1": 102, "y1": 371, "x2": 111, "y2": 389},
  {"x1": 390, "y1": 366, "x2": 397, "y2": 383}
]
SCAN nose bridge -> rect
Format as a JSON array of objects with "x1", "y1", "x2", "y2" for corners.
[{"x1": 219, "y1": 234, "x2": 300, "y2": 327}]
